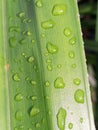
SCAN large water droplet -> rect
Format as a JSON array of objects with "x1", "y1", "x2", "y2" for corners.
[
  {"x1": 46, "y1": 42, "x2": 58, "y2": 54},
  {"x1": 13, "y1": 73, "x2": 20, "y2": 82},
  {"x1": 27, "y1": 56, "x2": 34, "y2": 63},
  {"x1": 15, "y1": 93, "x2": 23, "y2": 101},
  {"x1": 15, "y1": 110, "x2": 23, "y2": 121},
  {"x1": 57, "y1": 107, "x2": 67, "y2": 130},
  {"x1": 74, "y1": 89, "x2": 84, "y2": 104},
  {"x1": 36, "y1": 0, "x2": 42, "y2": 8},
  {"x1": 9, "y1": 37, "x2": 17, "y2": 47},
  {"x1": 68, "y1": 51, "x2": 75, "y2": 59},
  {"x1": 9, "y1": 26, "x2": 20, "y2": 32},
  {"x1": 69, "y1": 37, "x2": 76, "y2": 45},
  {"x1": 73, "y1": 78, "x2": 81, "y2": 85},
  {"x1": 54, "y1": 77, "x2": 65, "y2": 88},
  {"x1": 41, "y1": 19, "x2": 55, "y2": 29},
  {"x1": 64, "y1": 28, "x2": 72, "y2": 37},
  {"x1": 30, "y1": 106, "x2": 40, "y2": 117},
  {"x1": 52, "y1": 4, "x2": 67, "y2": 16},
  {"x1": 68, "y1": 123, "x2": 73, "y2": 129}
]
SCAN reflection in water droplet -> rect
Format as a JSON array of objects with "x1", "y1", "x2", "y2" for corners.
[
  {"x1": 30, "y1": 107, "x2": 40, "y2": 117},
  {"x1": 52, "y1": 4, "x2": 67, "y2": 16},
  {"x1": 15, "y1": 93, "x2": 23, "y2": 101},
  {"x1": 68, "y1": 123, "x2": 73, "y2": 129},
  {"x1": 46, "y1": 42, "x2": 58, "y2": 54},
  {"x1": 41, "y1": 19, "x2": 55, "y2": 29},
  {"x1": 15, "y1": 110, "x2": 23, "y2": 121},
  {"x1": 73, "y1": 78, "x2": 81, "y2": 85},
  {"x1": 36, "y1": 0, "x2": 42, "y2": 8},
  {"x1": 64, "y1": 28, "x2": 72, "y2": 37},
  {"x1": 69, "y1": 37, "x2": 76, "y2": 45},
  {"x1": 68, "y1": 51, "x2": 75, "y2": 59},
  {"x1": 74, "y1": 89, "x2": 84, "y2": 104},
  {"x1": 54, "y1": 77, "x2": 65, "y2": 88},
  {"x1": 13, "y1": 73, "x2": 20, "y2": 82},
  {"x1": 57, "y1": 108, "x2": 67, "y2": 130}
]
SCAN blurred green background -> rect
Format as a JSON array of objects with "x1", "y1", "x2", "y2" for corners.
[{"x1": 78, "y1": 0, "x2": 98, "y2": 129}]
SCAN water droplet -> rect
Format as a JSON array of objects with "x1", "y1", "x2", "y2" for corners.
[
  {"x1": 45, "y1": 81, "x2": 50, "y2": 87},
  {"x1": 30, "y1": 106, "x2": 40, "y2": 117},
  {"x1": 41, "y1": 33, "x2": 46, "y2": 38},
  {"x1": 36, "y1": 0, "x2": 42, "y2": 8},
  {"x1": 9, "y1": 37, "x2": 17, "y2": 47},
  {"x1": 31, "y1": 96, "x2": 37, "y2": 101},
  {"x1": 68, "y1": 123, "x2": 73, "y2": 129},
  {"x1": 27, "y1": 56, "x2": 34, "y2": 63},
  {"x1": 15, "y1": 93, "x2": 23, "y2": 101},
  {"x1": 74, "y1": 89, "x2": 84, "y2": 104},
  {"x1": 15, "y1": 110, "x2": 23, "y2": 121},
  {"x1": 46, "y1": 59, "x2": 52, "y2": 63},
  {"x1": 19, "y1": 39, "x2": 26, "y2": 45},
  {"x1": 64, "y1": 28, "x2": 72, "y2": 37},
  {"x1": 47, "y1": 64, "x2": 53, "y2": 71},
  {"x1": 41, "y1": 19, "x2": 55, "y2": 29},
  {"x1": 80, "y1": 117, "x2": 83, "y2": 123},
  {"x1": 30, "y1": 80, "x2": 36, "y2": 85},
  {"x1": 52, "y1": 4, "x2": 67, "y2": 16},
  {"x1": 22, "y1": 18, "x2": 28, "y2": 23},
  {"x1": 57, "y1": 108, "x2": 67, "y2": 130},
  {"x1": 69, "y1": 37, "x2": 76, "y2": 45},
  {"x1": 28, "y1": 128, "x2": 32, "y2": 130},
  {"x1": 35, "y1": 123, "x2": 40, "y2": 128},
  {"x1": 68, "y1": 51, "x2": 75, "y2": 59},
  {"x1": 31, "y1": 39, "x2": 35, "y2": 44},
  {"x1": 54, "y1": 77, "x2": 65, "y2": 88},
  {"x1": 73, "y1": 78, "x2": 81, "y2": 85},
  {"x1": 46, "y1": 42, "x2": 58, "y2": 54},
  {"x1": 27, "y1": 19, "x2": 32, "y2": 23},
  {"x1": 9, "y1": 26, "x2": 20, "y2": 32},
  {"x1": 17, "y1": 12, "x2": 25, "y2": 18},
  {"x1": 71, "y1": 64, "x2": 77, "y2": 69},
  {"x1": 57, "y1": 64, "x2": 62, "y2": 69},
  {"x1": 26, "y1": 31, "x2": 32, "y2": 36},
  {"x1": 13, "y1": 73, "x2": 20, "y2": 82}
]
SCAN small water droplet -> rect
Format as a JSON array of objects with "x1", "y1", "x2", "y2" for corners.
[
  {"x1": 71, "y1": 64, "x2": 77, "y2": 69},
  {"x1": 45, "y1": 81, "x2": 50, "y2": 87},
  {"x1": 19, "y1": 39, "x2": 26, "y2": 45},
  {"x1": 41, "y1": 33, "x2": 46, "y2": 38},
  {"x1": 30, "y1": 80, "x2": 36, "y2": 85},
  {"x1": 47, "y1": 64, "x2": 53, "y2": 71},
  {"x1": 27, "y1": 56, "x2": 34, "y2": 63},
  {"x1": 9, "y1": 37, "x2": 17, "y2": 47},
  {"x1": 13, "y1": 73, "x2": 20, "y2": 82},
  {"x1": 69, "y1": 37, "x2": 76, "y2": 45},
  {"x1": 68, "y1": 51, "x2": 75, "y2": 59},
  {"x1": 46, "y1": 42, "x2": 58, "y2": 54},
  {"x1": 15, "y1": 110, "x2": 23, "y2": 121},
  {"x1": 54, "y1": 77, "x2": 65, "y2": 88},
  {"x1": 31, "y1": 39, "x2": 35, "y2": 44},
  {"x1": 57, "y1": 64, "x2": 62, "y2": 69},
  {"x1": 26, "y1": 31, "x2": 32, "y2": 36},
  {"x1": 17, "y1": 12, "x2": 25, "y2": 18},
  {"x1": 41, "y1": 19, "x2": 55, "y2": 29},
  {"x1": 80, "y1": 117, "x2": 83, "y2": 123},
  {"x1": 35, "y1": 122, "x2": 40, "y2": 128},
  {"x1": 52, "y1": 4, "x2": 67, "y2": 16},
  {"x1": 64, "y1": 28, "x2": 72, "y2": 37},
  {"x1": 27, "y1": 19, "x2": 32, "y2": 23},
  {"x1": 36, "y1": 0, "x2": 42, "y2": 8},
  {"x1": 74, "y1": 89, "x2": 84, "y2": 104},
  {"x1": 15, "y1": 93, "x2": 23, "y2": 101},
  {"x1": 29, "y1": 106, "x2": 40, "y2": 117},
  {"x1": 57, "y1": 108, "x2": 67, "y2": 130},
  {"x1": 31, "y1": 96, "x2": 37, "y2": 101},
  {"x1": 22, "y1": 18, "x2": 28, "y2": 23},
  {"x1": 46, "y1": 59, "x2": 52, "y2": 63},
  {"x1": 9, "y1": 26, "x2": 20, "y2": 32},
  {"x1": 68, "y1": 123, "x2": 73, "y2": 129},
  {"x1": 73, "y1": 78, "x2": 81, "y2": 85}
]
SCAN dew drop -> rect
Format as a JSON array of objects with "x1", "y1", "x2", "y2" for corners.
[
  {"x1": 9, "y1": 37, "x2": 17, "y2": 47},
  {"x1": 54, "y1": 77, "x2": 65, "y2": 88},
  {"x1": 9, "y1": 26, "x2": 20, "y2": 32},
  {"x1": 41, "y1": 19, "x2": 55, "y2": 29},
  {"x1": 30, "y1": 107, "x2": 40, "y2": 117},
  {"x1": 41, "y1": 33, "x2": 46, "y2": 38},
  {"x1": 35, "y1": 123, "x2": 40, "y2": 128},
  {"x1": 69, "y1": 37, "x2": 76, "y2": 45},
  {"x1": 27, "y1": 56, "x2": 34, "y2": 63},
  {"x1": 19, "y1": 39, "x2": 26, "y2": 45},
  {"x1": 27, "y1": 19, "x2": 32, "y2": 23},
  {"x1": 46, "y1": 42, "x2": 58, "y2": 54},
  {"x1": 47, "y1": 64, "x2": 53, "y2": 71},
  {"x1": 57, "y1": 107, "x2": 67, "y2": 130},
  {"x1": 15, "y1": 93, "x2": 23, "y2": 101},
  {"x1": 45, "y1": 81, "x2": 50, "y2": 87},
  {"x1": 31, "y1": 39, "x2": 35, "y2": 44},
  {"x1": 46, "y1": 59, "x2": 52, "y2": 63},
  {"x1": 73, "y1": 78, "x2": 81, "y2": 85},
  {"x1": 36, "y1": 0, "x2": 42, "y2": 8},
  {"x1": 15, "y1": 110, "x2": 23, "y2": 121},
  {"x1": 64, "y1": 28, "x2": 72, "y2": 37},
  {"x1": 68, "y1": 51, "x2": 75, "y2": 59},
  {"x1": 57, "y1": 64, "x2": 62, "y2": 69},
  {"x1": 74, "y1": 89, "x2": 84, "y2": 104},
  {"x1": 26, "y1": 31, "x2": 32, "y2": 36},
  {"x1": 52, "y1": 4, "x2": 67, "y2": 16},
  {"x1": 71, "y1": 64, "x2": 77, "y2": 69},
  {"x1": 17, "y1": 12, "x2": 25, "y2": 18},
  {"x1": 31, "y1": 96, "x2": 37, "y2": 101},
  {"x1": 13, "y1": 73, "x2": 20, "y2": 82},
  {"x1": 68, "y1": 123, "x2": 73, "y2": 129},
  {"x1": 30, "y1": 80, "x2": 36, "y2": 85}
]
